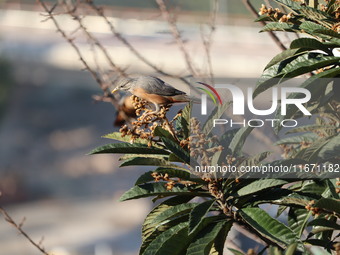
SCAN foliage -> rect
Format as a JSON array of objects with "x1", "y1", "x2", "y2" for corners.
[{"x1": 90, "y1": 0, "x2": 340, "y2": 254}]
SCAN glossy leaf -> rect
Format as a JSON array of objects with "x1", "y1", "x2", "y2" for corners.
[
  {"x1": 239, "y1": 208, "x2": 298, "y2": 248},
  {"x1": 89, "y1": 143, "x2": 169, "y2": 155},
  {"x1": 188, "y1": 200, "x2": 215, "y2": 234},
  {"x1": 236, "y1": 179, "x2": 287, "y2": 197},
  {"x1": 186, "y1": 221, "x2": 228, "y2": 255},
  {"x1": 142, "y1": 222, "x2": 190, "y2": 255},
  {"x1": 288, "y1": 208, "x2": 312, "y2": 237},
  {"x1": 229, "y1": 125, "x2": 255, "y2": 156},
  {"x1": 202, "y1": 102, "x2": 231, "y2": 135},
  {"x1": 119, "y1": 182, "x2": 207, "y2": 201}
]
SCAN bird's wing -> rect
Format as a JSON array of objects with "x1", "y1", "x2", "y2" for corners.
[{"x1": 138, "y1": 76, "x2": 186, "y2": 96}]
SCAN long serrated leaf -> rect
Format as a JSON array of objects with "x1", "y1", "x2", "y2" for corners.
[
  {"x1": 239, "y1": 208, "x2": 298, "y2": 248},
  {"x1": 314, "y1": 198, "x2": 340, "y2": 214},
  {"x1": 210, "y1": 221, "x2": 233, "y2": 255},
  {"x1": 142, "y1": 196, "x2": 193, "y2": 242},
  {"x1": 186, "y1": 221, "x2": 228, "y2": 255},
  {"x1": 318, "y1": 134, "x2": 340, "y2": 160},
  {"x1": 284, "y1": 243, "x2": 298, "y2": 255},
  {"x1": 236, "y1": 179, "x2": 287, "y2": 197},
  {"x1": 288, "y1": 208, "x2": 312, "y2": 237},
  {"x1": 89, "y1": 143, "x2": 169, "y2": 155},
  {"x1": 202, "y1": 102, "x2": 231, "y2": 135},
  {"x1": 229, "y1": 125, "x2": 254, "y2": 156},
  {"x1": 119, "y1": 182, "x2": 207, "y2": 201},
  {"x1": 264, "y1": 48, "x2": 307, "y2": 70},
  {"x1": 260, "y1": 22, "x2": 300, "y2": 33},
  {"x1": 103, "y1": 132, "x2": 148, "y2": 144},
  {"x1": 153, "y1": 203, "x2": 198, "y2": 225},
  {"x1": 160, "y1": 136, "x2": 190, "y2": 164},
  {"x1": 142, "y1": 222, "x2": 190, "y2": 255},
  {"x1": 188, "y1": 200, "x2": 215, "y2": 234},
  {"x1": 120, "y1": 157, "x2": 174, "y2": 167},
  {"x1": 308, "y1": 218, "x2": 340, "y2": 230},
  {"x1": 254, "y1": 53, "x2": 340, "y2": 98},
  {"x1": 290, "y1": 38, "x2": 333, "y2": 54}
]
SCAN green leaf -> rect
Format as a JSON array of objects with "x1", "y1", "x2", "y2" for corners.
[
  {"x1": 211, "y1": 221, "x2": 233, "y2": 255},
  {"x1": 314, "y1": 198, "x2": 340, "y2": 214},
  {"x1": 119, "y1": 182, "x2": 207, "y2": 201},
  {"x1": 254, "y1": 53, "x2": 340, "y2": 98},
  {"x1": 103, "y1": 132, "x2": 148, "y2": 144},
  {"x1": 290, "y1": 38, "x2": 333, "y2": 54},
  {"x1": 273, "y1": 0, "x2": 305, "y2": 10},
  {"x1": 284, "y1": 243, "x2": 298, "y2": 255},
  {"x1": 202, "y1": 102, "x2": 231, "y2": 135},
  {"x1": 227, "y1": 248, "x2": 245, "y2": 255},
  {"x1": 236, "y1": 179, "x2": 287, "y2": 197},
  {"x1": 153, "y1": 126, "x2": 177, "y2": 142},
  {"x1": 288, "y1": 208, "x2": 312, "y2": 237},
  {"x1": 260, "y1": 22, "x2": 300, "y2": 33},
  {"x1": 318, "y1": 134, "x2": 340, "y2": 160},
  {"x1": 142, "y1": 222, "x2": 190, "y2": 255},
  {"x1": 142, "y1": 196, "x2": 193, "y2": 242},
  {"x1": 160, "y1": 136, "x2": 190, "y2": 164},
  {"x1": 264, "y1": 48, "x2": 307, "y2": 70},
  {"x1": 120, "y1": 156, "x2": 174, "y2": 167},
  {"x1": 153, "y1": 203, "x2": 198, "y2": 225},
  {"x1": 229, "y1": 125, "x2": 255, "y2": 156},
  {"x1": 239, "y1": 208, "x2": 298, "y2": 248},
  {"x1": 186, "y1": 221, "x2": 229, "y2": 255},
  {"x1": 179, "y1": 103, "x2": 191, "y2": 139},
  {"x1": 286, "y1": 125, "x2": 336, "y2": 134},
  {"x1": 299, "y1": 21, "x2": 340, "y2": 40},
  {"x1": 238, "y1": 151, "x2": 271, "y2": 167},
  {"x1": 89, "y1": 143, "x2": 169, "y2": 155},
  {"x1": 308, "y1": 218, "x2": 340, "y2": 230},
  {"x1": 189, "y1": 199, "x2": 215, "y2": 234},
  {"x1": 274, "y1": 193, "x2": 314, "y2": 207}
]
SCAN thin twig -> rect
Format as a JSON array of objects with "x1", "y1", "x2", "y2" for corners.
[
  {"x1": 201, "y1": 0, "x2": 219, "y2": 85},
  {"x1": 37, "y1": 0, "x2": 121, "y2": 109},
  {"x1": 0, "y1": 207, "x2": 51, "y2": 255},
  {"x1": 242, "y1": 0, "x2": 287, "y2": 51},
  {"x1": 62, "y1": 1, "x2": 127, "y2": 78},
  {"x1": 86, "y1": 1, "x2": 192, "y2": 86},
  {"x1": 155, "y1": 0, "x2": 198, "y2": 78}
]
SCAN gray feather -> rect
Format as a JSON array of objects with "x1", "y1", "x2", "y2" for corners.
[{"x1": 133, "y1": 76, "x2": 186, "y2": 96}]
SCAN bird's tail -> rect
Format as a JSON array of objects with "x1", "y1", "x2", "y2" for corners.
[{"x1": 170, "y1": 94, "x2": 200, "y2": 104}]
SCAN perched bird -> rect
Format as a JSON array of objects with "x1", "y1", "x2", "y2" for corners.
[
  {"x1": 114, "y1": 94, "x2": 136, "y2": 126},
  {"x1": 111, "y1": 76, "x2": 194, "y2": 114}
]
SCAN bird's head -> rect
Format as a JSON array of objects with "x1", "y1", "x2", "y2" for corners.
[{"x1": 111, "y1": 78, "x2": 133, "y2": 94}]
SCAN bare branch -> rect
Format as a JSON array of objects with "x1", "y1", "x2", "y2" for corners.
[
  {"x1": 37, "y1": 0, "x2": 121, "y2": 109},
  {"x1": 0, "y1": 207, "x2": 51, "y2": 255},
  {"x1": 155, "y1": 0, "x2": 198, "y2": 78},
  {"x1": 201, "y1": 0, "x2": 219, "y2": 84},
  {"x1": 61, "y1": 1, "x2": 127, "y2": 78},
  {"x1": 242, "y1": 0, "x2": 287, "y2": 51},
  {"x1": 85, "y1": 2, "x2": 191, "y2": 86}
]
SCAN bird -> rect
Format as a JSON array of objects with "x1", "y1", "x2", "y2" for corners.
[{"x1": 111, "y1": 76, "x2": 194, "y2": 114}]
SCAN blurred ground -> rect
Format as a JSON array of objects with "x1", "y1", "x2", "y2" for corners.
[{"x1": 0, "y1": 3, "x2": 281, "y2": 255}]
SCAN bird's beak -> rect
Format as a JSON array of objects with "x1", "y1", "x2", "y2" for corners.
[{"x1": 111, "y1": 87, "x2": 119, "y2": 94}]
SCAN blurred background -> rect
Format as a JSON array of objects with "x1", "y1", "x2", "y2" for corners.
[{"x1": 0, "y1": 0, "x2": 281, "y2": 254}]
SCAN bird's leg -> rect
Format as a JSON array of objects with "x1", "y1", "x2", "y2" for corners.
[{"x1": 140, "y1": 103, "x2": 161, "y2": 121}]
